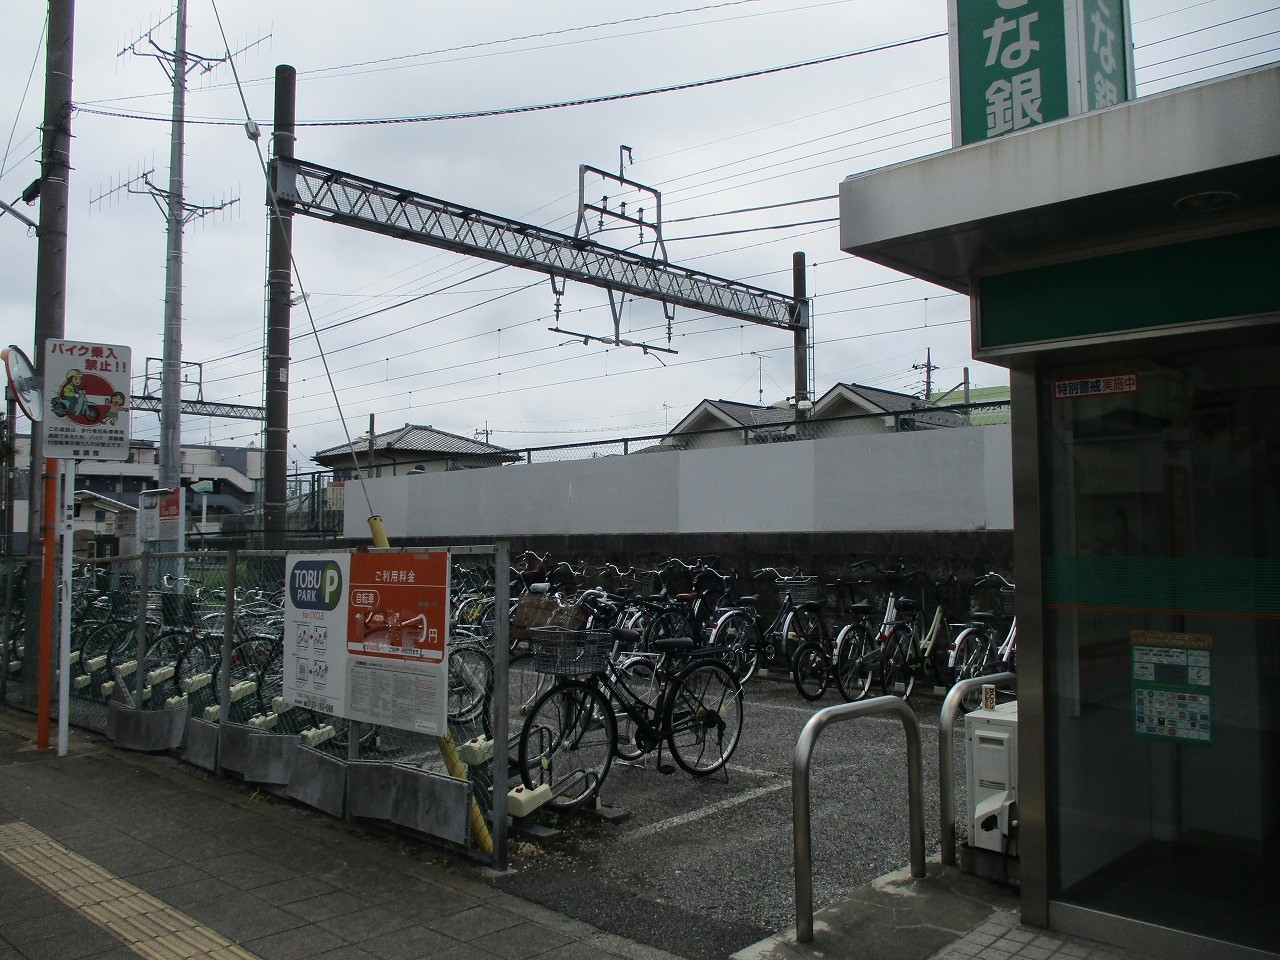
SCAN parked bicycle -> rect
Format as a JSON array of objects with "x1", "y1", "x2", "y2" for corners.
[
  {"x1": 517, "y1": 625, "x2": 744, "y2": 812},
  {"x1": 948, "y1": 571, "x2": 1016, "y2": 709},
  {"x1": 708, "y1": 568, "x2": 822, "y2": 682}
]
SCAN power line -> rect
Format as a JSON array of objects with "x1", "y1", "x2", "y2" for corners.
[
  {"x1": 667, "y1": 217, "x2": 838, "y2": 241},
  {"x1": 73, "y1": 33, "x2": 947, "y2": 127},
  {"x1": 1, "y1": 12, "x2": 46, "y2": 182}
]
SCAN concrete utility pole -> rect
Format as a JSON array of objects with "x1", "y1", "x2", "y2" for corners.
[
  {"x1": 25, "y1": 0, "x2": 75, "y2": 702},
  {"x1": 263, "y1": 65, "x2": 297, "y2": 548},
  {"x1": 158, "y1": 0, "x2": 189, "y2": 539}
]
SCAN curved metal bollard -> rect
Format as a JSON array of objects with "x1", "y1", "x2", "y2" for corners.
[
  {"x1": 938, "y1": 673, "x2": 1017, "y2": 866},
  {"x1": 793, "y1": 696, "x2": 925, "y2": 944}
]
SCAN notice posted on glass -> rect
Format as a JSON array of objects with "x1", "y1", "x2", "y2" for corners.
[{"x1": 345, "y1": 657, "x2": 446, "y2": 736}]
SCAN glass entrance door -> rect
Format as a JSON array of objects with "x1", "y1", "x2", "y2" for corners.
[{"x1": 1041, "y1": 341, "x2": 1280, "y2": 954}]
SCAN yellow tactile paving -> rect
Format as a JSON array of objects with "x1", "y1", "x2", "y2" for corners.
[{"x1": 0, "y1": 821, "x2": 263, "y2": 960}]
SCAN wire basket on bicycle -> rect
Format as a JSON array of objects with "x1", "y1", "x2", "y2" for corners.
[{"x1": 530, "y1": 627, "x2": 612, "y2": 676}]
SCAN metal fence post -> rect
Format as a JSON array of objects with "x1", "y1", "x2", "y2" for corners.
[
  {"x1": 491, "y1": 540, "x2": 511, "y2": 871},
  {"x1": 794, "y1": 696, "x2": 925, "y2": 943},
  {"x1": 133, "y1": 549, "x2": 151, "y2": 709},
  {"x1": 219, "y1": 548, "x2": 237, "y2": 742},
  {"x1": 938, "y1": 672, "x2": 1017, "y2": 866}
]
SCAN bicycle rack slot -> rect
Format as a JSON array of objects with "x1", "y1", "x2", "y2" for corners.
[
  {"x1": 938, "y1": 672, "x2": 1017, "y2": 866},
  {"x1": 793, "y1": 696, "x2": 926, "y2": 944}
]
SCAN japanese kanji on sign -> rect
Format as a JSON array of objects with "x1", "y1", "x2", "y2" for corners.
[
  {"x1": 41, "y1": 339, "x2": 131, "y2": 461},
  {"x1": 283, "y1": 551, "x2": 453, "y2": 737},
  {"x1": 950, "y1": 0, "x2": 1133, "y2": 146}
]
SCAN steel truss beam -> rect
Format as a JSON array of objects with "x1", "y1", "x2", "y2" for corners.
[
  {"x1": 271, "y1": 157, "x2": 801, "y2": 330},
  {"x1": 130, "y1": 395, "x2": 265, "y2": 421}
]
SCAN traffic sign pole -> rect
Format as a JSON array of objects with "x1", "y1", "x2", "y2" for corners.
[
  {"x1": 36, "y1": 459, "x2": 56, "y2": 750},
  {"x1": 57, "y1": 460, "x2": 73, "y2": 756}
]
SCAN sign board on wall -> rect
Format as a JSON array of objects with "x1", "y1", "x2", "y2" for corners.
[
  {"x1": 42, "y1": 339, "x2": 131, "y2": 461},
  {"x1": 283, "y1": 551, "x2": 452, "y2": 737},
  {"x1": 950, "y1": 0, "x2": 1132, "y2": 146}
]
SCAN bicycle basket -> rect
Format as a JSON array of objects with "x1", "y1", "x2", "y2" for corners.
[
  {"x1": 614, "y1": 570, "x2": 659, "y2": 598},
  {"x1": 784, "y1": 581, "x2": 819, "y2": 604},
  {"x1": 530, "y1": 627, "x2": 612, "y2": 676}
]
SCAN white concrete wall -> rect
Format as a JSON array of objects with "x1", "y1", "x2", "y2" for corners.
[{"x1": 346, "y1": 424, "x2": 1013, "y2": 540}]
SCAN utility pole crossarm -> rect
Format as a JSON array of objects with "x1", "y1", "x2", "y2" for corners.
[{"x1": 271, "y1": 157, "x2": 801, "y2": 330}]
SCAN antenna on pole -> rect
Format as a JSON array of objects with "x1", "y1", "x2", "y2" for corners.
[{"x1": 113, "y1": 0, "x2": 261, "y2": 549}]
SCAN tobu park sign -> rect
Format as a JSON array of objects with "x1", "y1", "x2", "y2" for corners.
[{"x1": 950, "y1": 0, "x2": 1133, "y2": 146}]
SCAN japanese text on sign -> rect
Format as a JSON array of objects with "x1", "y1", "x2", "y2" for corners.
[{"x1": 1052, "y1": 373, "x2": 1138, "y2": 399}]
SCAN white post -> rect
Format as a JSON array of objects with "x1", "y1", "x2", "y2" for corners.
[{"x1": 57, "y1": 460, "x2": 74, "y2": 757}]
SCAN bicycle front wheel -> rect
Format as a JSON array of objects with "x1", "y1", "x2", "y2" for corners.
[
  {"x1": 791, "y1": 641, "x2": 828, "y2": 700},
  {"x1": 447, "y1": 642, "x2": 493, "y2": 725},
  {"x1": 879, "y1": 625, "x2": 916, "y2": 700},
  {"x1": 712, "y1": 611, "x2": 760, "y2": 683},
  {"x1": 834, "y1": 624, "x2": 873, "y2": 702},
  {"x1": 645, "y1": 609, "x2": 695, "y2": 648},
  {"x1": 611, "y1": 655, "x2": 659, "y2": 762},
  {"x1": 665, "y1": 660, "x2": 743, "y2": 776},
  {"x1": 519, "y1": 680, "x2": 616, "y2": 812}
]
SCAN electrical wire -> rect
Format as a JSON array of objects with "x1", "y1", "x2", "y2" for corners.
[
  {"x1": 1, "y1": 13, "x2": 46, "y2": 183},
  {"x1": 73, "y1": 32, "x2": 947, "y2": 127}
]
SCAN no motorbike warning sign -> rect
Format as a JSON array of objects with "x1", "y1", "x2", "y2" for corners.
[
  {"x1": 43, "y1": 339, "x2": 131, "y2": 461},
  {"x1": 283, "y1": 551, "x2": 451, "y2": 736}
]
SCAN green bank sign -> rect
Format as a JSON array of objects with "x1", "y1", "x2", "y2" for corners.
[{"x1": 951, "y1": 0, "x2": 1132, "y2": 145}]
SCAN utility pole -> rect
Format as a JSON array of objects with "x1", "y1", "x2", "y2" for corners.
[
  {"x1": 117, "y1": 1, "x2": 243, "y2": 550},
  {"x1": 263, "y1": 65, "x2": 297, "y2": 549},
  {"x1": 792, "y1": 251, "x2": 810, "y2": 420},
  {"x1": 159, "y1": 0, "x2": 188, "y2": 530},
  {"x1": 25, "y1": 0, "x2": 75, "y2": 716},
  {"x1": 914, "y1": 348, "x2": 939, "y2": 401}
]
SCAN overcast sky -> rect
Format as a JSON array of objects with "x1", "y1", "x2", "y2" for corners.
[{"x1": 2, "y1": 1, "x2": 1277, "y2": 464}]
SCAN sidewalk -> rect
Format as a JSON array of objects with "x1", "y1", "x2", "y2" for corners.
[
  {"x1": 0, "y1": 710, "x2": 1160, "y2": 960},
  {"x1": 0, "y1": 712, "x2": 680, "y2": 960}
]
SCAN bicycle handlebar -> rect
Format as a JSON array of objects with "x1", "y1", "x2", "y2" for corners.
[{"x1": 974, "y1": 571, "x2": 1015, "y2": 590}]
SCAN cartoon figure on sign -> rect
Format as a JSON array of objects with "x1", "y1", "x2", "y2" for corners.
[
  {"x1": 50, "y1": 369, "x2": 113, "y2": 425},
  {"x1": 105, "y1": 391, "x2": 126, "y2": 425}
]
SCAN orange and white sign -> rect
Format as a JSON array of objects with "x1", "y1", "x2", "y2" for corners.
[{"x1": 347, "y1": 551, "x2": 449, "y2": 663}]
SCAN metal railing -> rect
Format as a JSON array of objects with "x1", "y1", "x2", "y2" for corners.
[
  {"x1": 938, "y1": 672, "x2": 1017, "y2": 866},
  {"x1": 793, "y1": 696, "x2": 926, "y2": 944}
]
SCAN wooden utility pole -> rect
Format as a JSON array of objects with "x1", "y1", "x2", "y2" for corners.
[
  {"x1": 792, "y1": 251, "x2": 810, "y2": 420},
  {"x1": 25, "y1": 0, "x2": 75, "y2": 735}
]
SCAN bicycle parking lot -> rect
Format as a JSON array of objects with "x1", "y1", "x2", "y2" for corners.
[
  {"x1": 498, "y1": 675, "x2": 952, "y2": 960},
  {"x1": 1, "y1": 548, "x2": 1013, "y2": 960}
]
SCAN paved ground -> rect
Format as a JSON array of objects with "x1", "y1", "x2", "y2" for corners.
[{"x1": 0, "y1": 706, "x2": 1163, "y2": 960}]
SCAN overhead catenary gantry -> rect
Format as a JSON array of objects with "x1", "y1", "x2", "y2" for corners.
[
  {"x1": 270, "y1": 157, "x2": 803, "y2": 330},
  {"x1": 261, "y1": 65, "x2": 810, "y2": 543}
]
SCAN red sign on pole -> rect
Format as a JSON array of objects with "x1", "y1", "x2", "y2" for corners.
[{"x1": 346, "y1": 551, "x2": 449, "y2": 664}]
